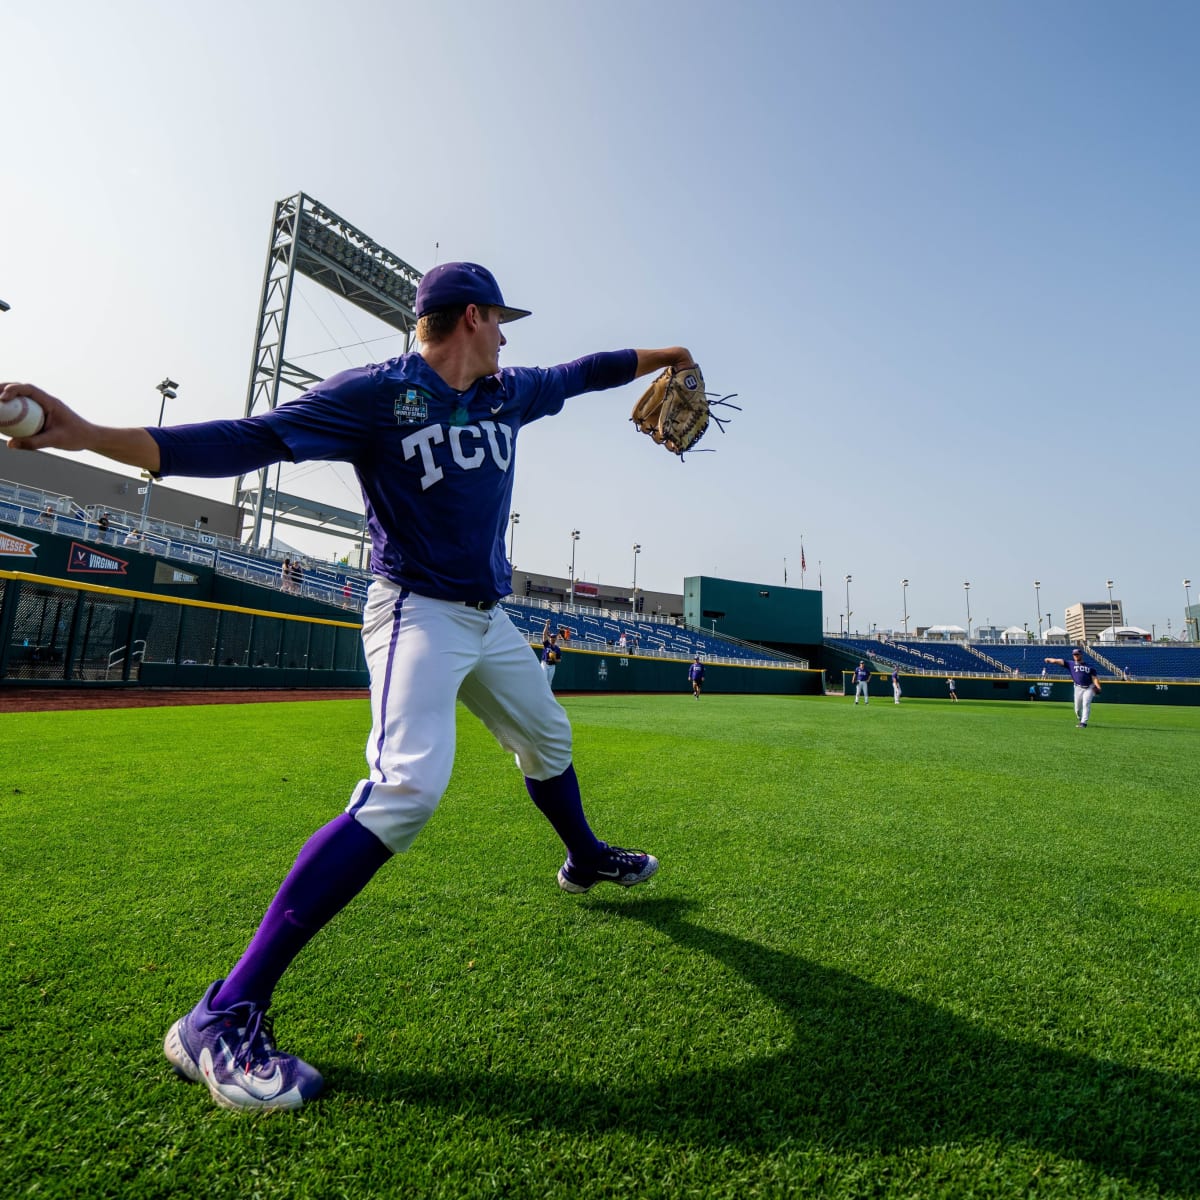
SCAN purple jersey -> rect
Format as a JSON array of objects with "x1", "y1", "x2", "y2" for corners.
[
  {"x1": 151, "y1": 350, "x2": 637, "y2": 601},
  {"x1": 689, "y1": 662, "x2": 704, "y2": 682},
  {"x1": 853, "y1": 666, "x2": 870, "y2": 682},
  {"x1": 1067, "y1": 659, "x2": 1099, "y2": 687}
]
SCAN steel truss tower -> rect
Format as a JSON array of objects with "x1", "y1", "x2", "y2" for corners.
[{"x1": 235, "y1": 193, "x2": 424, "y2": 547}]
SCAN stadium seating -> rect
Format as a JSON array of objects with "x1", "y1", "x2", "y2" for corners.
[
  {"x1": 1096, "y1": 644, "x2": 1200, "y2": 681},
  {"x1": 498, "y1": 599, "x2": 793, "y2": 663}
]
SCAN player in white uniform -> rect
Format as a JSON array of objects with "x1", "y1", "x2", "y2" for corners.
[{"x1": 2, "y1": 261, "x2": 692, "y2": 1112}]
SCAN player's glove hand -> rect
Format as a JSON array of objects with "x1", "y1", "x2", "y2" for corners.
[{"x1": 630, "y1": 364, "x2": 739, "y2": 458}]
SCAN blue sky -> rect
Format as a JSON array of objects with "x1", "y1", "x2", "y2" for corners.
[{"x1": 3, "y1": 0, "x2": 1197, "y2": 637}]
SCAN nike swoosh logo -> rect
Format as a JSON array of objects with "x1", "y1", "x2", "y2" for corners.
[
  {"x1": 490, "y1": 404, "x2": 504, "y2": 414},
  {"x1": 213, "y1": 1039, "x2": 286, "y2": 1100},
  {"x1": 595, "y1": 867, "x2": 625, "y2": 878}
]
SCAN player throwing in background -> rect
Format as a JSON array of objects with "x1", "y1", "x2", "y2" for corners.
[
  {"x1": 541, "y1": 618, "x2": 562, "y2": 687},
  {"x1": 1044, "y1": 647, "x2": 1102, "y2": 727},
  {"x1": 2, "y1": 261, "x2": 693, "y2": 1112}
]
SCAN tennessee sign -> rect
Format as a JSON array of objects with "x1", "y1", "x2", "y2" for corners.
[
  {"x1": 0, "y1": 532, "x2": 38, "y2": 558},
  {"x1": 67, "y1": 542, "x2": 129, "y2": 575}
]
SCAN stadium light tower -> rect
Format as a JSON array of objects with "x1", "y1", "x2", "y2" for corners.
[
  {"x1": 1034, "y1": 581, "x2": 1042, "y2": 640},
  {"x1": 139, "y1": 377, "x2": 179, "y2": 530},
  {"x1": 569, "y1": 529, "x2": 581, "y2": 604},
  {"x1": 507, "y1": 512, "x2": 519, "y2": 563},
  {"x1": 631, "y1": 543, "x2": 641, "y2": 610},
  {"x1": 1184, "y1": 578, "x2": 1194, "y2": 642},
  {"x1": 844, "y1": 575, "x2": 852, "y2": 637},
  {"x1": 963, "y1": 581, "x2": 972, "y2": 638},
  {"x1": 1106, "y1": 579, "x2": 1115, "y2": 642},
  {"x1": 901, "y1": 578, "x2": 909, "y2": 636}
]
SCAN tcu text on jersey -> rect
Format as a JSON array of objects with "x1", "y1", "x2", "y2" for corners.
[{"x1": 401, "y1": 420, "x2": 514, "y2": 490}]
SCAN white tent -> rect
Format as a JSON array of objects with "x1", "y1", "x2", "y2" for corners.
[
  {"x1": 1041, "y1": 626, "x2": 1069, "y2": 643},
  {"x1": 1000, "y1": 626, "x2": 1030, "y2": 643},
  {"x1": 924, "y1": 624, "x2": 967, "y2": 641},
  {"x1": 1099, "y1": 625, "x2": 1151, "y2": 642}
]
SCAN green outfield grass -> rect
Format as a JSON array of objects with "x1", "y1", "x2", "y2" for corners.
[{"x1": 3, "y1": 694, "x2": 1200, "y2": 1199}]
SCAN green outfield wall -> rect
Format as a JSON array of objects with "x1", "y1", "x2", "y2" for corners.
[{"x1": 842, "y1": 671, "x2": 1200, "y2": 707}]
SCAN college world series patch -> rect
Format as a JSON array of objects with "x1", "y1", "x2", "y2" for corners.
[{"x1": 395, "y1": 388, "x2": 432, "y2": 424}]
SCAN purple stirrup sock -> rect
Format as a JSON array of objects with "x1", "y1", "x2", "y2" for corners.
[
  {"x1": 524, "y1": 763, "x2": 602, "y2": 865},
  {"x1": 213, "y1": 813, "x2": 393, "y2": 1010}
]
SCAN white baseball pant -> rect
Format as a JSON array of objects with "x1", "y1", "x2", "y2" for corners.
[
  {"x1": 854, "y1": 680, "x2": 869, "y2": 703},
  {"x1": 347, "y1": 583, "x2": 570, "y2": 853},
  {"x1": 1074, "y1": 683, "x2": 1097, "y2": 725}
]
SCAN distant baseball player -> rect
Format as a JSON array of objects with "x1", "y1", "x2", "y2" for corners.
[
  {"x1": 852, "y1": 661, "x2": 870, "y2": 704},
  {"x1": 2, "y1": 260, "x2": 693, "y2": 1112},
  {"x1": 947, "y1": 676, "x2": 958, "y2": 702},
  {"x1": 541, "y1": 618, "x2": 562, "y2": 687},
  {"x1": 1044, "y1": 647, "x2": 1102, "y2": 727},
  {"x1": 688, "y1": 654, "x2": 705, "y2": 699},
  {"x1": 891, "y1": 666, "x2": 901, "y2": 704}
]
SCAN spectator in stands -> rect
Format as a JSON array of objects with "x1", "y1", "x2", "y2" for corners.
[
  {"x1": 1044, "y1": 647, "x2": 1102, "y2": 728},
  {"x1": 38, "y1": 504, "x2": 54, "y2": 528},
  {"x1": 618, "y1": 632, "x2": 627, "y2": 651},
  {"x1": 947, "y1": 676, "x2": 958, "y2": 702},
  {"x1": 281, "y1": 558, "x2": 295, "y2": 593},
  {"x1": 97, "y1": 512, "x2": 111, "y2": 536},
  {"x1": 541, "y1": 619, "x2": 562, "y2": 687},
  {"x1": 342, "y1": 579, "x2": 353, "y2": 601},
  {"x1": 852, "y1": 661, "x2": 870, "y2": 705},
  {"x1": 123, "y1": 528, "x2": 143, "y2": 548},
  {"x1": 292, "y1": 562, "x2": 304, "y2": 594}
]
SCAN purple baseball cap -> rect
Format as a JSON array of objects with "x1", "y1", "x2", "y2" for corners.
[{"x1": 415, "y1": 262, "x2": 531, "y2": 323}]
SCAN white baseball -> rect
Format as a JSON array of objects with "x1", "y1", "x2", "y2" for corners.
[{"x1": 0, "y1": 395, "x2": 46, "y2": 440}]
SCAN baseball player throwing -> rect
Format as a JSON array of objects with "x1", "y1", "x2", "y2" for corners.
[
  {"x1": 541, "y1": 618, "x2": 562, "y2": 687},
  {"x1": 1044, "y1": 647, "x2": 1102, "y2": 727},
  {"x1": 2, "y1": 260, "x2": 691, "y2": 1112}
]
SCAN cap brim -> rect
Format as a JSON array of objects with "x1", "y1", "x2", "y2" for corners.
[{"x1": 495, "y1": 306, "x2": 532, "y2": 324}]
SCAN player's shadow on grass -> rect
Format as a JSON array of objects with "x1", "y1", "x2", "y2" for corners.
[{"x1": 356, "y1": 896, "x2": 1200, "y2": 1192}]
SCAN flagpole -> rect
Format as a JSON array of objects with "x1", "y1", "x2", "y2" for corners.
[{"x1": 784, "y1": 556, "x2": 788, "y2": 585}]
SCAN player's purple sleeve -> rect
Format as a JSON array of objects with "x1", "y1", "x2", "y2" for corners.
[
  {"x1": 149, "y1": 419, "x2": 292, "y2": 479},
  {"x1": 567, "y1": 349, "x2": 638, "y2": 392},
  {"x1": 505, "y1": 351, "x2": 639, "y2": 424}
]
